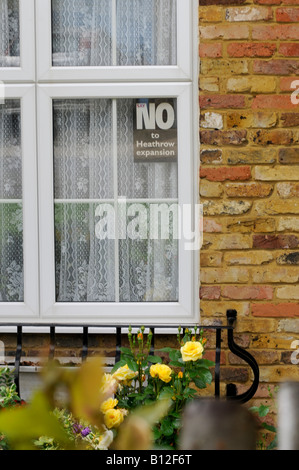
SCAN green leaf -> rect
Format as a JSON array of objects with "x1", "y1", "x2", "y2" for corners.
[
  {"x1": 257, "y1": 404, "x2": 270, "y2": 418},
  {"x1": 169, "y1": 360, "x2": 184, "y2": 367},
  {"x1": 193, "y1": 377, "x2": 207, "y2": 389},
  {"x1": 161, "y1": 418, "x2": 174, "y2": 437},
  {"x1": 169, "y1": 350, "x2": 181, "y2": 361},
  {"x1": 155, "y1": 348, "x2": 174, "y2": 353},
  {"x1": 147, "y1": 356, "x2": 163, "y2": 364},
  {"x1": 119, "y1": 347, "x2": 133, "y2": 356},
  {"x1": 262, "y1": 423, "x2": 276, "y2": 433},
  {"x1": 125, "y1": 358, "x2": 139, "y2": 373},
  {"x1": 197, "y1": 359, "x2": 215, "y2": 368}
]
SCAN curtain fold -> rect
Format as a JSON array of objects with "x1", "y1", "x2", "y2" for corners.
[
  {"x1": 0, "y1": 100, "x2": 23, "y2": 302},
  {"x1": 52, "y1": 0, "x2": 177, "y2": 67}
]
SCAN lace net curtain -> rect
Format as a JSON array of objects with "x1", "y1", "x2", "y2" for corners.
[
  {"x1": 54, "y1": 99, "x2": 178, "y2": 303},
  {"x1": 0, "y1": 0, "x2": 20, "y2": 67},
  {"x1": 0, "y1": 100, "x2": 23, "y2": 302},
  {"x1": 52, "y1": 0, "x2": 177, "y2": 66}
]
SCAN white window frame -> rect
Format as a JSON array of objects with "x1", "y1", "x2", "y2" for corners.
[
  {"x1": 0, "y1": 0, "x2": 199, "y2": 325},
  {"x1": 0, "y1": 85, "x2": 39, "y2": 320},
  {"x1": 37, "y1": 82, "x2": 197, "y2": 325},
  {"x1": 36, "y1": 0, "x2": 193, "y2": 83},
  {"x1": 0, "y1": 0, "x2": 35, "y2": 82}
]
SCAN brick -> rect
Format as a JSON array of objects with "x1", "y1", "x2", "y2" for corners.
[
  {"x1": 203, "y1": 233, "x2": 252, "y2": 250},
  {"x1": 200, "y1": 180, "x2": 224, "y2": 198},
  {"x1": 200, "y1": 149, "x2": 222, "y2": 165},
  {"x1": 276, "y1": 7, "x2": 299, "y2": 21},
  {"x1": 253, "y1": 234, "x2": 299, "y2": 249},
  {"x1": 277, "y1": 286, "x2": 299, "y2": 299},
  {"x1": 200, "y1": 301, "x2": 250, "y2": 318},
  {"x1": 200, "y1": 251, "x2": 223, "y2": 266},
  {"x1": 200, "y1": 130, "x2": 247, "y2": 146},
  {"x1": 227, "y1": 42, "x2": 276, "y2": 58},
  {"x1": 255, "y1": 0, "x2": 281, "y2": 4},
  {"x1": 227, "y1": 76, "x2": 276, "y2": 93},
  {"x1": 280, "y1": 76, "x2": 299, "y2": 91},
  {"x1": 228, "y1": 350, "x2": 280, "y2": 365},
  {"x1": 201, "y1": 268, "x2": 250, "y2": 284},
  {"x1": 199, "y1": 94, "x2": 246, "y2": 109},
  {"x1": 235, "y1": 319, "x2": 278, "y2": 333},
  {"x1": 252, "y1": 25, "x2": 299, "y2": 40},
  {"x1": 199, "y1": 77, "x2": 220, "y2": 92},
  {"x1": 200, "y1": 112, "x2": 223, "y2": 130},
  {"x1": 252, "y1": 95, "x2": 298, "y2": 110},
  {"x1": 277, "y1": 217, "x2": 299, "y2": 231},
  {"x1": 227, "y1": 148, "x2": 276, "y2": 164},
  {"x1": 225, "y1": 182, "x2": 273, "y2": 198},
  {"x1": 251, "y1": 129, "x2": 294, "y2": 146},
  {"x1": 201, "y1": 59, "x2": 248, "y2": 75},
  {"x1": 254, "y1": 59, "x2": 299, "y2": 75},
  {"x1": 219, "y1": 367, "x2": 249, "y2": 383},
  {"x1": 198, "y1": 6, "x2": 223, "y2": 22},
  {"x1": 277, "y1": 182, "x2": 299, "y2": 198},
  {"x1": 200, "y1": 24, "x2": 250, "y2": 40},
  {"x1": 224, "y1": 251, "x2": 274, "y2": 265},
  {"x1": 200, "y1": 166, "x2": 251, "y2": 181},
  {"x1": 279, "y1": 43, "x2": 299, "y2": 57},
  {"x1": 280, "y1": 113, "x2": 299, "y2": 127},
  {"x1": 278, "y1": 319, "x2": 299, "y2": 333},
  {"x1": 203, "y1": 200, "x2": 252, "y2": 215},
  {"x1": 199, "y1": 0, "x2": 247, "y2": 4},
  {"x1": 252, "y1": 303, "x2": 299, "y2": 316},
  {"x1": 226, "y1": 217, "x2": 276, "y2": 233},
  {"x1": 279, "y1": 148, "x2": 299, "y2": 164},
  {"x1": 254, "y1": 199, "x2": 299, "y2": 215},
  {"x1": 222, "y1": 285, "x2": 274, "y2": 300},
  {"x1": 199, "y1": 43, "x2": 222, "y2": 58},
  {"x1": 255, "y1": 166, "x2": 299, "y2": 180},
  {"x1": 227, "y1": 111, "x2": 277, "y2": 129},
  {"x1": 277, "y1": 252, "x2": 299, "y2": 264},
  {"x1": 253, "y1": 267, "x2": 299, "y2": 283},
  {"x1": 203, "y1": 219, "x2": 223, "y2": 232},
  {"x1": 259, "y1": 366, "x2": 299, "y2": 382},
  {"x1": 200, "y1": 286, "x2": 221, "y2": 300},
  {"x1": 226, "y1": 6, "x2": 273, "y2": 21}
]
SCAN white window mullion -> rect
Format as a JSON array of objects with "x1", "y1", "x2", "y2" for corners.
[{"x1": 113, "y1": 98, "x2": 120, "y2": 303}]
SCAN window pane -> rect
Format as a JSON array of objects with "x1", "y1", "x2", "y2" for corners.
[
  {"x1": 119, "y1": 203, "x2": 179, "y2": 302},
  {"x1": 51, "y1": 0, "x2": 177, "y2": 67},
  {"x1": 53, "y1": 97, "x2": 178, "y2": 303},
  {"x1": 116, "y1": 0, "x2": 177, "y2": 66},
  {"x1": 53, "y1": 99, "x2": 115, "y2": 302},
  {"x1": 0, "y1": 100, "x2": 23, "y2": 302},
  {"x1": 118, "y1": 99, "x2": 178, "y2": 199},
  {"x1": 0, "y1": 0, "x2": 20, "y2": 67}
]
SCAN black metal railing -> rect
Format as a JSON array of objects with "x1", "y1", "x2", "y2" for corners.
[{"x1": 0, "y1": 310, "x2": 259, "y2": 403}]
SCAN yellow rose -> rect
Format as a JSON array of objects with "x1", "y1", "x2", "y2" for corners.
[
  {"x1": 112, "y1": 364, "x2": 138, "y2": 382},
  {"x1": 104, "y1": 408, "x2": 125, "y2": 429},
  {"x1": 100, "y1": 373, "x2": 118, "y2": 396},
  {"x1": 100, "y1": 398, "x2": 118, "y2": 414},
  {"x1": 181, "y1": 341, "x2": 204, "y2": 362},
  {"x1": 150, "y1": 364, "x2": 172, "y2": 383}
]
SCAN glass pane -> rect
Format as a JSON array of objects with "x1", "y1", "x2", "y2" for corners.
[
  {"x1": 53, "y1": 99, "x2": 114, "y2": 199},
  {"x1": 54, "y1": 203, "x2": 115, "y2": 302},
  {"x1": 116, "y1": 0, "x2": 177, "y2": 66},
  {"x1": 0, "y1": 100, "x2": 23, "y2": 302},
  {"x1": 119, "y1": 203, "x2": 179, "y2": 302},
  {"x1": 118, "y1": 99, "x2": 178, "y2": 199},
  {"x1": 0, "y1": 0, "x2": 20, "y2": 67},
  {"x1": 51, "y1": 0, "x2": 177, "y2": 67},
  {"x1": 53, "y1": 99, "x2": 115, "y2": 302}
]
